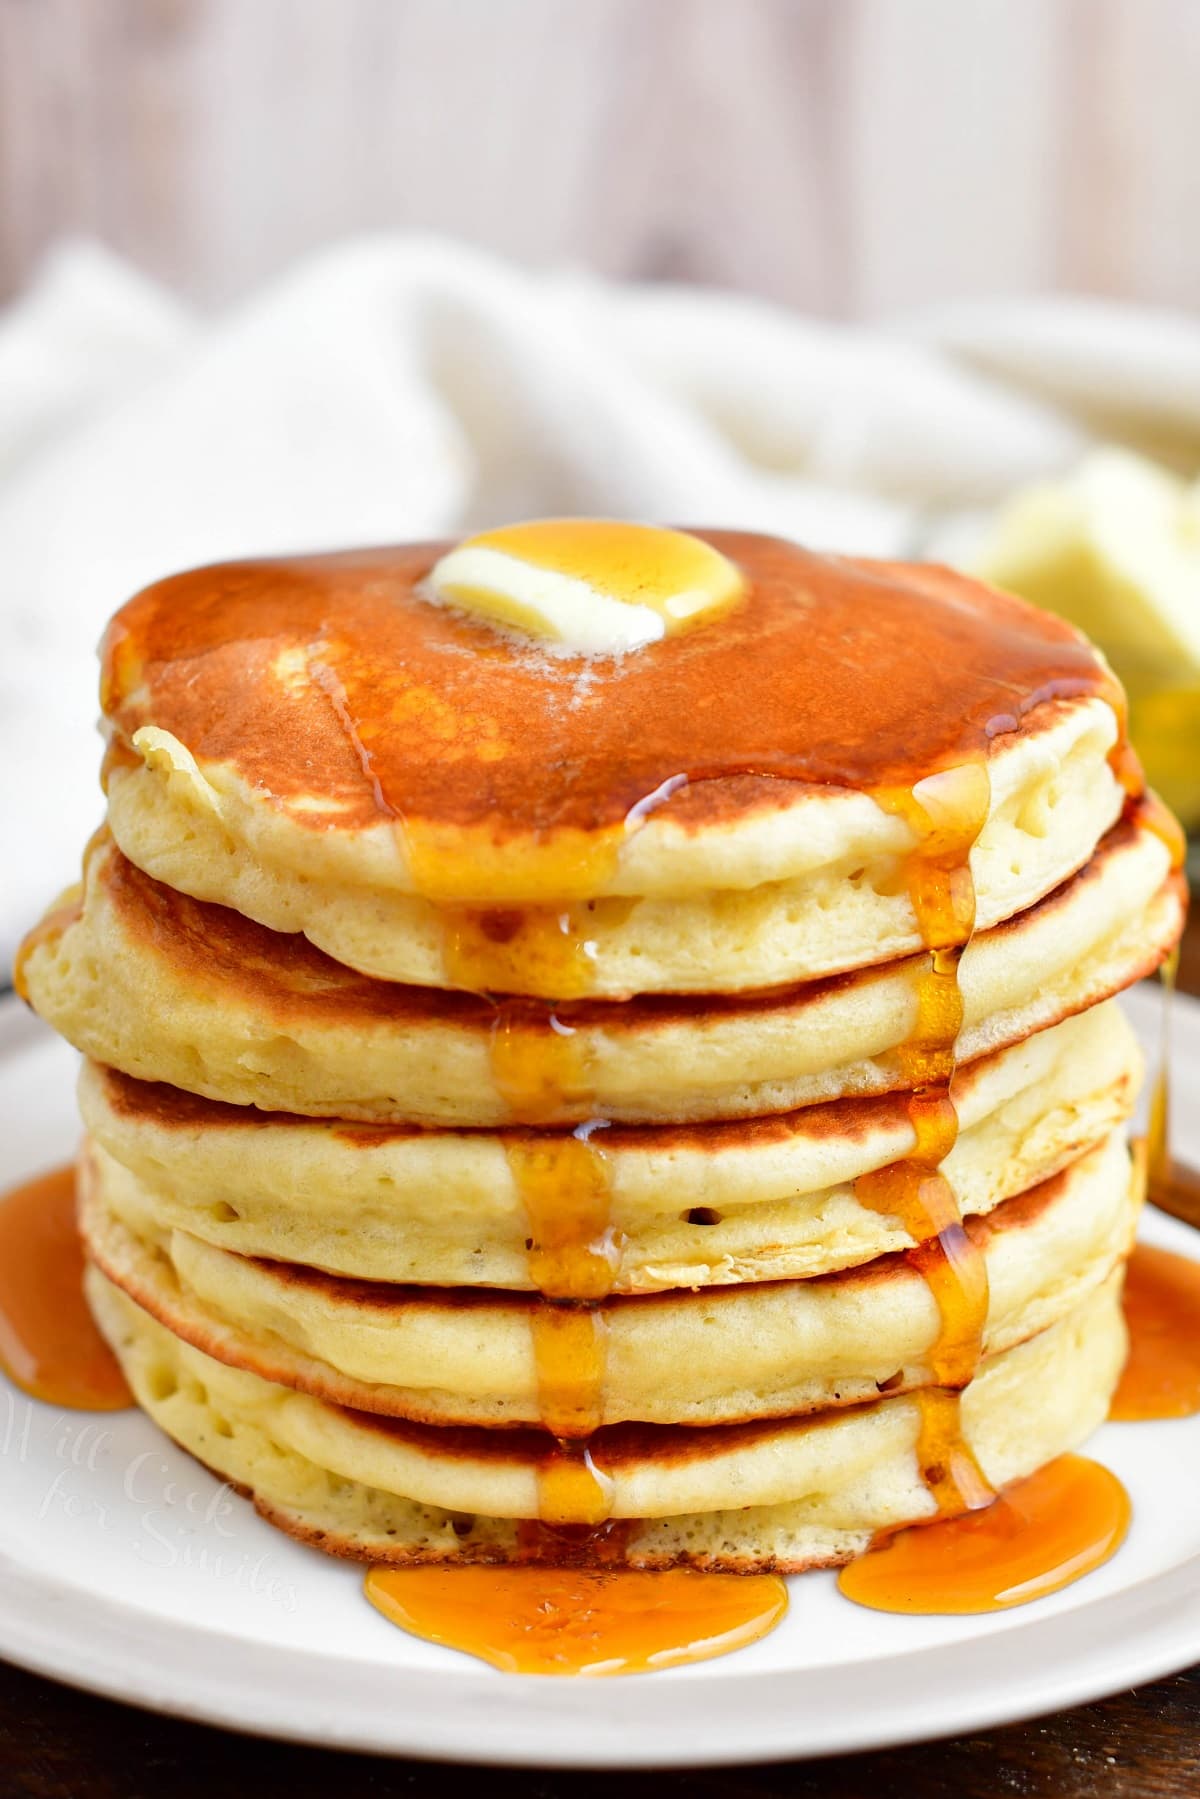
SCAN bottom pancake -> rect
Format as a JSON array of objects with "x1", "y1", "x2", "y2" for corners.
[{"x1": 87, "y1": 1268, "x2": 1127, "y2": 1572}]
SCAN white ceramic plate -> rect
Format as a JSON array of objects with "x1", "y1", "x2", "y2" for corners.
[{"x1": 2, "y1": 987, "x2": 1199, "y2": 1769}]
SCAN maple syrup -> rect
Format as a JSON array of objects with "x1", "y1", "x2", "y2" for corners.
[
  {"x1": 493, "y1": 1009, "x2": 616, "y2": 1522},
  {"x1": 397, "y1": 779, "x2": 630, "y2": 1526},
  {"x1": 409, "y1": 849, "x2": 621, "y2": 1523},
  {"x1": 837, "y1": 1455, "x2": 1129, "y2": 1614},
  {"x1": 1109, "y1": 939, "x2": 1200, "y2": 1419},
  {"x1": 1111, "y1": 1243, "x2": 1200, "y2": 1421},
  {"x1": 0, "y1": 1164, "x2": 131, "y2": 1410},
  {"x1": 364, "y1": 1564, "x2": 787, "y2": 1675},
  {"x1": 1144, "y1": 942, "x2": 1180, "y2": 1208},
  {"x1": 854, "y1": 761, "x2": 997, "y2": 1516},
  {"x1": 1139, "y1": 791, "x2": 1189, "y2": 872},
  {"x1": 1143, "y1": 944, "x2": 1191, "y2": 1229}
]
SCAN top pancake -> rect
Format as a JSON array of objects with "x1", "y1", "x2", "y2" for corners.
[{"x1": 100, "y1": 534, "x2": 1130, "y2": 929}]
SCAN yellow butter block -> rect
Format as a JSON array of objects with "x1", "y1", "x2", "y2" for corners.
[{"x1": 975, "y1": 450, "x2": 1200, "y2": 824}]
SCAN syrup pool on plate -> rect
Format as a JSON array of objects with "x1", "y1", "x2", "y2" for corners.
[
  {"x1": 364, "y1": 1564, "x2": 788, "y2": 1676},
  {"x1": 1110, "y1": 947, "x2": 1200, "y2": 1423},
  {"x1": 1111, "y1": 1241, "x2": 1200, "y2": 1421},
  {"x1": 0, "y1": 1163, "x2": 132, "y2": 1411},
  {"x1": 836, "y1": 1455, "x2": 1130, "y2": 1616}
]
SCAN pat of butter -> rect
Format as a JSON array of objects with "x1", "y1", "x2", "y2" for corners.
[
  {"x1": 974, "y1": 449, "x2": 1200, "y2": 676},
  {"x1": 427, "y1": 520, "x2": 745, "y2": 653}
]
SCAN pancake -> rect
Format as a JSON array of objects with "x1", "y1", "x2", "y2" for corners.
[
  {"x1": 106, "y1": 695, "x2": 1124, "y2": 997},
  {"x1": 78, "y1": 999, "x2": 1141, "y2": 1290},
  {"x1": 86, "y1": 1267, "x2": 1128, "y2": 1570},
  {"x1": 15, "y1": 517, "x2": 1181, "y2": 1600},
  {"x1": 99, "y1": 537, "x2": 1130, "y2": 922},
  {"x1": 20, "y1": 814, "x2": 1181, "y2": 1124},
  {"x1": 80, "y1": 1131, "x2": 1137, "y2": 1429}
]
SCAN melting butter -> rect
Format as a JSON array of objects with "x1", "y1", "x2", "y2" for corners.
[{"x1": 427, "y1": 519, "x2": 745, "y2": 653}]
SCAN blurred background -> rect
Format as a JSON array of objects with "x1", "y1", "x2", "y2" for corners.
[
  {"x1": 3, "y1": 0, "x2": 1199, "y2": 313},
  {"x1": 1, "y1": 0, "x2": 1199, "y2": 961}
]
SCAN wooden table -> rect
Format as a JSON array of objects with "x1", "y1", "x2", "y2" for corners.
[
  {"x1": 3, "y1": 909, "x2": 1198, "y2": 1796},
  {"x1": 5, "y1": 0, "x2": 1200, "y2": 321}
]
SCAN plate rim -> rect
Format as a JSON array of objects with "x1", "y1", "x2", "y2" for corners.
[{"x1": 1, "y1": 1547, "x2": 1199, "y2": 1767}]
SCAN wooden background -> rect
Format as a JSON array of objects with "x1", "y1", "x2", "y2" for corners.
[{"x1": 1, "y1": 0, "x2": 1199, "y2": 315}]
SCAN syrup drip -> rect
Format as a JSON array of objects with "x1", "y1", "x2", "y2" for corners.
[
  {"x1": 1139, "y1": 791, "x2": 1189, "y2": 871},
  {"x1": 0, "y1": 1165, "x2": 131, "y2": 1410},
  {"x1": 1111, "y1": 1243, "x2": 1200, "y2": 1421},
  {"x1": 508, "y1": 1129, "x2": 619, "y2": 1520},
  {"x1": 507, "y1": 1114, "x2": 617, "y2": 1522},
  {"x1": 837, "y1": 1455, "x2": 1129, "y2": 1614},
  {"x1": 1109, "y1": 937, "x2": 1200, "y2": 1419},
  {"x1": 536, "y1": 1439, "x2": 616, "y2": 1531},
  {"x1": 464, "y1": 875, "x2": 624, "y2": 1526},
  {"x1": 854, "y1": 763, "x2": 996, "y2": 1517},
  {"x1": 418, "y1": 825, "x2": 636, "y2": 999},
  {"x1": 443, "y1": 904, "x2": 594, "y2": 999},
  {"x1": 434, "y1": 892, "x2": 644, "y2": 1000},
  {"x1": 364, "y1": 1564, "x2": 787, "y2": 1676},
  {"x1": 1149, "y1": 945, "x2": 1178, "y2": 1162}
]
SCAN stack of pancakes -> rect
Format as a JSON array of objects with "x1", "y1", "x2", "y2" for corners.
[{"x1": 18, "y1": 530, "x2": 1185, "y2": 1572}]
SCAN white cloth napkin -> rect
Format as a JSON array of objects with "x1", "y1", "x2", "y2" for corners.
[{"x1": 3, "y1": 234, "x2": 1199, "y2": 967}]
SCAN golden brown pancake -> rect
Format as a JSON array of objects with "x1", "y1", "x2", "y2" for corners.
[
  {"x1": 100, "y1": 536, "x2": 1126, "y2": 880},
  {"x1": 80, "y1": 1131, "x2": 1137, "y2": 1429},
  {"x1": 18, "y1": 815, "x2": 1182, "y2": 1123},
  {"x1": 105, "y1": 694, "x2": 1125, "y2": 996},
  {"x1": 87, "y1": 1266, "x2": 1128, "y2": 1570},
  {"x1": 77, "y1": 999, "x2": 1141, "y2": 1291}
]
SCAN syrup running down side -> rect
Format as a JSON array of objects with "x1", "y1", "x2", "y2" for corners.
[
  {"x1": 1112, "y1": 1244, "x2": 1200, "y2": 1421},
  {"x1": 412, "y1": 831, "x2": 634, "y2": 1000},
  {"x1": 494, "y1": 998, "x2": 618, "y2": 1529},
  {"x1": 477, "y1": 762, "x2": 1003, "y2": 1536},
  {"x1": 854, "y1": 762, "x2": 997, "y2": 1517},
  {"x1": 1142, "y1": 945, "x2": 1200, "y2": 1229},
  {"x1": 0, "y1": 1164, "x2": 131, "y2": 1411}
]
